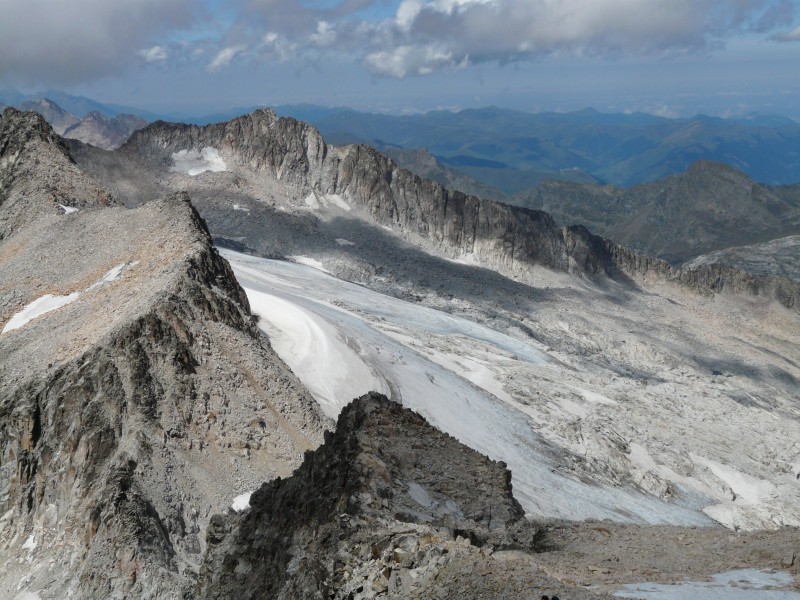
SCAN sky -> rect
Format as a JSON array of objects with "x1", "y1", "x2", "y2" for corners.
[{"x1": 1, "y1": 0, "x2": 800, "y2": 118}]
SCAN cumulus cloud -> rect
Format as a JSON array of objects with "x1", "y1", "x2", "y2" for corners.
[
  {"x1": 0, "y1": 0, "x2": 198, "y2": 84},
  {"x1": 199, "y1": 0, "x2": 796, "y2": 77},
  {"x1": 3, "y1": 0, "x2": 793, "y2": 84},
  {"x1": 355, "y1": 0, "x2": 788, "y2": 77},
  {"x1": 139, "y1": 46, "x2": 169, "y2": 63},
  {"x1": 207, "y1": 46, "x2": 248, "y2": 72}
]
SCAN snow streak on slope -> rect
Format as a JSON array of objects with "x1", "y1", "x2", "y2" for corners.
[{"x1": 224, "y1": 249, "x2": 714, "y2": 526}]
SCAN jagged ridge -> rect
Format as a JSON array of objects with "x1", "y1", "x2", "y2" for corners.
[{"x1": 123, "y1": 109, "x2": 800, "y2": 312}]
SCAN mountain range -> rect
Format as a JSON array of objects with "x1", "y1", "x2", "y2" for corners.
[
  {"x1": 275, "y1": 104, "x2": 800, "y2": 192},
  {"x1": 512, "y1": 160, "x2": 800, "y2": 265},
  {"x1": 2, "y1": 105, "x2": 800, "y2": 598}
]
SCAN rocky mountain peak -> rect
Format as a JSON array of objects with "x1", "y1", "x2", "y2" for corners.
[
  {"x1": 198, "y1": 392, "x2": 541, "y2": 599},
  {"x1": 0, "y1": 108, "x2": 116, "y2": 239}
]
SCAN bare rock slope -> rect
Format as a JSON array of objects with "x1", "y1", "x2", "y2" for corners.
[{"x1": 0, "y1": 109, "x2": 329, "y2": 598}]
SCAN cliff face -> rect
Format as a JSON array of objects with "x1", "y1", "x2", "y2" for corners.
[
  {"x1": 120, "y1": 109, "x2": 800, "y2": 313},
  {"x1": 0, "y1": 110, "x2": 329, "y2": 598},
  {"x1": 197, "y1": 393, "x2": 554, "y2": 600},
  {"x1": 122, "y1": 111, "x2": 598, "y2": 277}
]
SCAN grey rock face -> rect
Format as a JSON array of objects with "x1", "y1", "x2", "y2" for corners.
[
  {"x1": 0, "y1": 111, "x2": 329, "y2": 598},
  {"x1": 197, "y1": 393, "x2": 561, "y2": 600},
  {"x1": 0, "y1": 107, "x2": 116, "y2": 239}
]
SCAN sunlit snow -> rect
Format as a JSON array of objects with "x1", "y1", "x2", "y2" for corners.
[
  {"x1": 170, "y1": 147, "x2": 227, "y2": 176},
  {"x1": 3, "y1": 262, "x2": 137, "y2": 334},
  {"x1": 223, "y1": 249, "x2": 714, "y2": 526},
  {"x1": 231, "y1": 492, "x2": 253, "y2": 512},
  {"x1": 2, "y1": 293, "x2": 80, "y2": 333},
  {"x1": 57, "y1": 204, "x2": 78, "y2": 214},
  {"x1": 87, "y1": 261, "x2": 138, "y2": 290}
]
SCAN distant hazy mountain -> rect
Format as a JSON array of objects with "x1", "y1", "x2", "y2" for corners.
[
  {"x1": 513, "y1": 160, "x2": 800, "y2": 264},
  {"x1": 18, "y1": 97, "x2": 80, "y2": 134},
  {"x1": 276, "y1": 105, "x2": 800, "y2": 191},
  {"x1": 376, "y1": 145, "x2": 507, "y2": 201},
  {"x1": 62, "y1": 110, "x2": 148, "y2": 149},
  {"x1": 11, "y1": 97, "x2": 147, "y2": 149}
]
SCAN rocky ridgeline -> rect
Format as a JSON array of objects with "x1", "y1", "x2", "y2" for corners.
[
  {"x1": 196, "y1": 393, "x2": 589, "y2": 600},
  {"x1": 124, "y1": 109, "x2": 800, "y2": 312},
  {"x1": 0, "y1": 107, "x2": 115, "y2": 239},
  {"x1": 0, "y1": 109, "x2": 328, "y2": 597}
]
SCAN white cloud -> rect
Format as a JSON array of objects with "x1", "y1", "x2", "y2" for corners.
[
  {"x1": 139, "y1": 45, "x2": 168, "y2": 63},
  {"x1": 365, "y1": 44, "x2": 466, "y2": 78},
  {"x1": 0, "y1": 0, "x2": 197, "y2": 84},
  {"x1": 207, "y1": 45, "x2": 246, "y2": 72},
  {"x1": 354, "y1": 0, "x2": 795, "y2": 77},
  {"x1": 310, "y1": 21, "x2": 337, "y2": 46}
]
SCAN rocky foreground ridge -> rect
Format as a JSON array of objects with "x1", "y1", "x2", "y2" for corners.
[
  {"x1": 200, "y1": 393, "x2": 800, "y2": 600},
  {"x1": 115, "y1": 109, "x2": 800, "y2": 312},
  {"x1": 0, "y1": 109, "x2": 328, "y2": 597}
]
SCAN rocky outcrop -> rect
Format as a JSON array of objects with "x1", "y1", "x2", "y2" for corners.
[
  {"x1": 198, "y1": 393, "x2": 549, "y2": 600},
  {"x1": 606, "y1": 240, "x2": 800, "y2": 311},
  {"x1": 0, "y1": 111, "x2": 329, "y2": 598}
]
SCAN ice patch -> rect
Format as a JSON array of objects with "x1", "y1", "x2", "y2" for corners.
[
  {"x1": 245, "y1": 287, "x2": 389, "y2": 418},
  {"x1": 170, "y1": 147, "x2": 227, "y2": 176},
  {"x1": 231, "y1": 492, "x2": 253, "y2": 512},
  {"x1": 57, "y1": 204, "x2": 78, "y2": 214},
  {"x1": 287, "y1": 256, "x2": 330, "y2": 274},
  {"x1": 335, "y1": 238, "x2": 355, "y2": 246},
  {"x1": 408, "y1": 481, "x2": 434, "y2": 508},
  {"x1": 615, "y1": 569, "x2": 800, "y2": 599},
  {"x1": 2, "y1": 293, "x2": 80, "y2": 333}
]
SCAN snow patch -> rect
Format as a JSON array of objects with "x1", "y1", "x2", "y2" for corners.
[
  {"x1": 2, "y1": 293, "x2": 80, "y2": 333},
  {"x1": 233, "y1": 204, "x2": 250, "y2": 212},
  {"x1": 303, "y1": 191, "x2": 351, "y2": 211},
  {"x1": 170, "y1": 147, "x2": 227, "y2": 176},
  {"x1": 22, "y1": 534, "x2": 36, "y2": 551},
  {"x1": 231, "y1": 492, "x2": 253, "y2": 512},
  {"x1": 615, "y1": 569, "x2": 800, "y2": 599},
  {"x1": 691, "y1": 454, "x2": 778, "y2": 528},
  {"x1": 57, "y1": 204, "x2": 78, "y2": 214},
  {"x1": 87, "y1": 261, "x2": 138, "y2": 290},
  {"x1": 335, "y1": 238, "x2": 356, "y2": 246}
]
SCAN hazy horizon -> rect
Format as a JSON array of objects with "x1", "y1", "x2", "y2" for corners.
[{"x1": 2, "y1": 1, "x2": 799, "y2": 120}]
